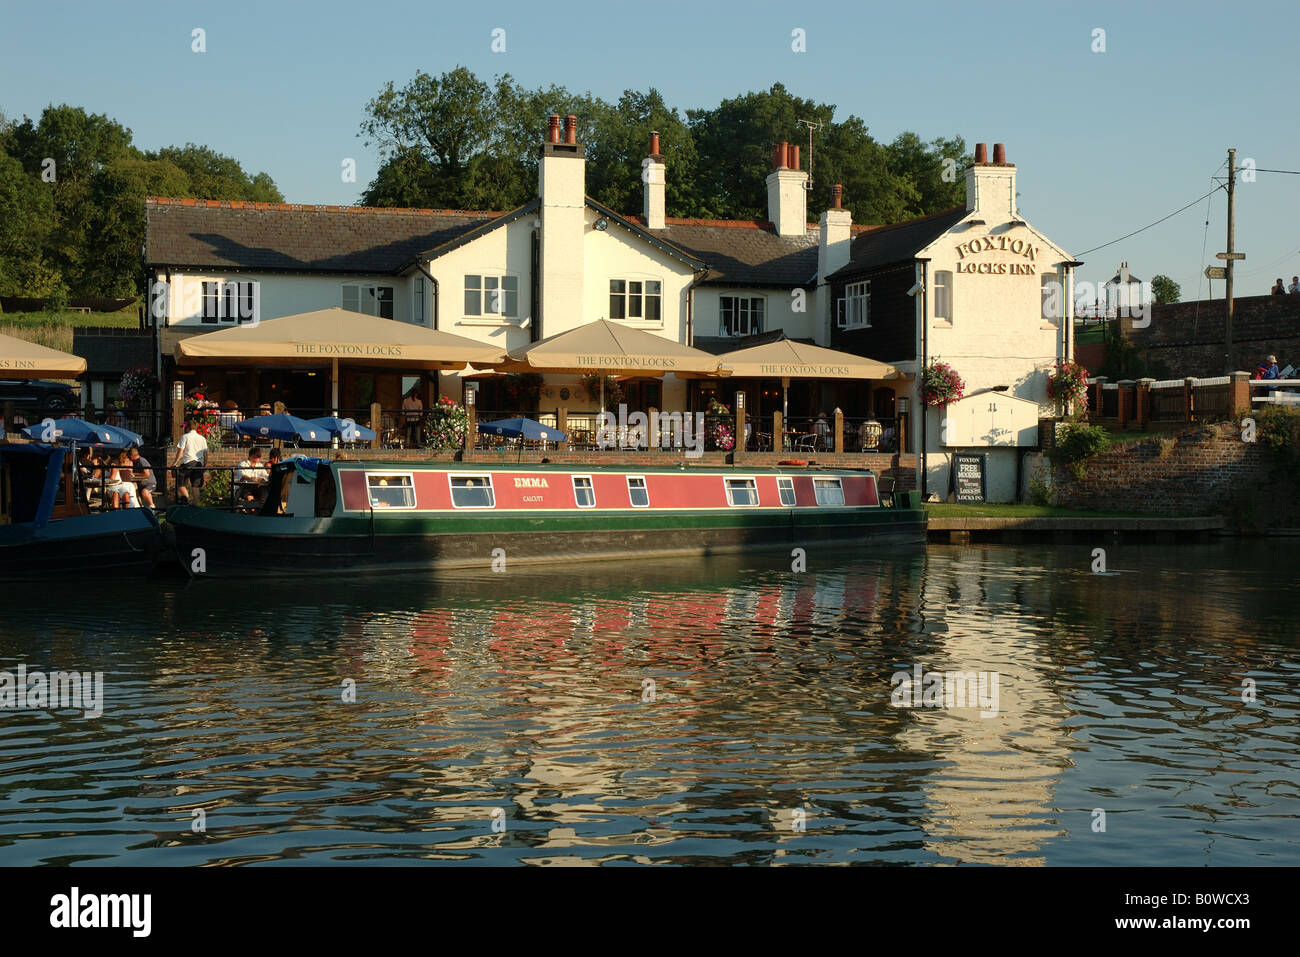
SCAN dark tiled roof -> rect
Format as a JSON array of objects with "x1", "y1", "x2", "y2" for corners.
[
  {"x1": 145, "y1": 197, "x2": 509, "y2": 274},
  {"x1": 829, "y1": 207, "x2": 968, "y2": 280},
  {"x1": 630, "y1": 218, "x2": 819, "y2": 287},
  {"x1": 693, "y1": 330, "x2": 814, "y2": 356}
]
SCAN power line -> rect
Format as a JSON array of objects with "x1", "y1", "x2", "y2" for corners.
[{"x1": 1077, "y1": 185, "x2": 1227, "y2": 256}]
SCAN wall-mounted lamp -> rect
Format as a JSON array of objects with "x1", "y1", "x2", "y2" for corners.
[
  {"x1": 896, "y1": 396, "x2": 909, "y2": 415},
  {"x1": 735, "y1": 391, "x2": 745, "y2": 410},
  {"x1": 594, "y1": 218, "x2": 609, "y2": 231}
]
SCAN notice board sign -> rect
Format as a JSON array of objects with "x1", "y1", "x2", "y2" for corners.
[{"x1": 953, "y1": 452, "x2": 986, "y2": 503}]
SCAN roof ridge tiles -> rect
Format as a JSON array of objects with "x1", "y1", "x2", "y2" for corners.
[{"x1": 145, "y1": 196, "x2": 507, "y2": 217}]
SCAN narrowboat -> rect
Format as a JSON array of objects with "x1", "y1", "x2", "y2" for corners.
[
  {"x1": 0, "y1": 442, "x2": 165, "y2": 577},
  {"x1": 165, "y1": 459, "x2": 925, "y2": 577}
]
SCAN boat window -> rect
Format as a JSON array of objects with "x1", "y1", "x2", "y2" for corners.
[
  {"x1": 450, "y1": 474, "x2": 495, "y2": 508},
  {"x1": 627, "y1": 476, "x2": 649, "y2": 507},
  {"x1": 777, "y1": 477, "x2": 796, "y2": 506},
  {"x1": 813, "y1": 478, "x2": 844, "y2": 506},
  {"x1": 367, "y1": 472, "x2": 416, "y2": 509},
  {"x1": 572, "y1": 475, "x2": 595, "y2": 508},
  {"x1": 725, "y1": 477, "x2": 759, "y2": 507}
]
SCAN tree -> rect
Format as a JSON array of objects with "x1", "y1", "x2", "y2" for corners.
[
  {"x1": 885, "y1": 132, "x2": 968, "y2": 216},
  {"x1": 1151, "y1": 274, "x2": 1180, "y2": 304},
  {"x1": 152, "y1": 144, "x2": 283, "y2": 202},
  {"x1": 0, "y1": 151, "x2": 57, "y2": 296}
]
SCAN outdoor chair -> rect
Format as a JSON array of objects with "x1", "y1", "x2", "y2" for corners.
[{"x1": 795, "y1": 434, "x2": 817, "y2": 453}]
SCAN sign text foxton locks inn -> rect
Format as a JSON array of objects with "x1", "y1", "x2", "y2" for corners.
[{"x1": 954, "y1": 234, "x2": 1040, "y2": 275}]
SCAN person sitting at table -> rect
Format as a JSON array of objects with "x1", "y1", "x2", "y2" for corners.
[
  {"x1": 127, "y1": 447, "x2": 156, "y2": 509},
  {"x1": 235, "y1": 449, "x2": 269, "y2": 506},
  {"x1": 106, "y1": 451, "x2": 139, "y2": 509}
]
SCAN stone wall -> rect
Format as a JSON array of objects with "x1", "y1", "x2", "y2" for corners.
[{"x1": 1126, "y1": 293, "x2": 1300, "y2": 376}]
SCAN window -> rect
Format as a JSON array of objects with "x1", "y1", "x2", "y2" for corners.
[
  {"x1": 342, "y1": 283, "x2": 395, "y2": 319},
  {"x1": 610, "y1": 279, "x2": 662, "y2": 321},
  {"x1": 449, "y1": 474, "x2": 495, "y2": 508},
  {"x1": 837, "y1": 280, "x2": 871, "y2": 329},
  {"x1": 813, "y1": 478, "x2": 844, "y2": 506},
  {"x1": 627, "y1": 476, "x2": 649, "y2": 507},
  {"x1": 720, "y1": 296, "x2": 765, "y2": 337},
  {"x1": 777, "y1": 477, "x2": 796, "y2": 506},
  {"x1": 414, "y1": 278, "x2": 425, "y2": 325},
  {"x1": 201, "y1": 281, "x2": 259, "y2": 324},
  {"x1": 725, "y1": 477, "x2": 759, "y2": 507},
  {"x1": 933, "y1": 271, "x2": 952, "y2": 322},
  {"x1": 1042, "y1": 273, "x2": 1060, "y2": 322},
  {"x1": 463, "y1": 274, "x2": 519, "y2": 318},
  {"x1": 367, "y1": 472, "x2": 415, "y2": 509},
  {"x1": 572, "y1": 475, "x2": 595, "y2": 508}
]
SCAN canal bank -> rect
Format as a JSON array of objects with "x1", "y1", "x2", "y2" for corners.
[{"x1": 927, "y1": 510, "x2": 1225, "y2": 544}]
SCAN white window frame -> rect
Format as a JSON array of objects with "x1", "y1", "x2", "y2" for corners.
[
  {"x1": 201, "y1": 280, "x2": 259, "y2": 325},
  {"x1": 572, "y1": 474, "x2": 596, "y2": 508},
  {"x1": 724, "y1": 477, "x2": 760, "y2": 507},
  {"x1": 342, "y1": 282, "x2": 396, "y2": 319},
  {"x1": 813, "y1": 477, "x2": 844, "y2": 506},
  {"x1": 719, "y1": 295, "x2": 765, "y2": 337},
  {"x1": 365, "y1": 471, "x2": 417, "y2": 510},
  {"x1": 448, "y1": 473, "x2": 496, "y2": 509},
  {"x1": 777, "y1": 476, "x2": 796, "y2": 506},
  {"x1": 464, "y1": 274, "x2": 519, "y2": 318},
  {"x1": 626, "y1": 475, "x2": 649, "y2": 508},
  {"x1": 609, "y1": 278, "x2": 662, "y2": 321},
  {"x1": 933, "y1": 270, "x2": 953, "y2": 323},
  {"x1": 837, "y1": 280, "x2": 871, "y2": 330}
]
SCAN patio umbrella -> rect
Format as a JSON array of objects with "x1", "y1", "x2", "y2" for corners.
[
  {"x1": 235, "y1": 413, "x2": 330, "y2": 443},
  {"x1": 0, "y1": 331, "x2": 87, "y2": 378},
  {"x1": 307, "y1": 416, "x2": 378, "y2": 441},
  {"x1": 477, "y1": 417, "x2": 567, "y2": 461},
  {"x1": 21, "y1": 418, "x2": 142, "y2": 449}
]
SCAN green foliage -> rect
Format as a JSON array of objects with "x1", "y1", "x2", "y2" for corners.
[
  {"x1": 199, "y1": 464, "x2": 231, "y2": 508},
  {"x1": 423, "y1": 396, "x2": 469, "y2": 450},
  {"x1": 1150, "y1": 274, "x2": 1181, "y2": 304},
  {"x1": 1051, "y1": 422, "x2": 1112, "y2": 479},
  {"x1": 0, "y1": 104, "x2": 283, "y2": 299},
  {"x1": 1097, "y1": 319, "x2": 1169, "y2": 380},
  {"x1": 1026, "y1": 474, "x2": 1053, "y2": 507},
  {"x1": 1254, "y1": 405, "x2": 1300, "y2": 469}
]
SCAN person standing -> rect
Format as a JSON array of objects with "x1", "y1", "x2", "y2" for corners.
[
  {"x1": 170, "y1": 421, "x2": 208, "y2": 504},
  {"x1": 402, "y1": 387, "x2": 424, "y2": 448},
  {"x1": 1272, "y1": 279, "x2": 1287, "y2": 296},
  {"x1": 1289, "y1": 276, "x2": 1300, "y2": 295}
]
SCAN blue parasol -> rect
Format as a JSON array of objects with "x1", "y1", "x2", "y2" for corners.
[
  {"x1": 306, "y1": 416, "x2": 378, "y2": 441},
  {"x1": 234, "y1": 414, "x2": 330, "y2": 443},
  {"x1": 476, "y1": 417, "x2": 567, "y2": 442},
  {"x1": 21, "y1": 417, "x2": 142, "y2": 449}
]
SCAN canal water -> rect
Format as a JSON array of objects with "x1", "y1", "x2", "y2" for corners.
[{"x1": 2, "y1": 541, "x2": 1297, "y2": 866}]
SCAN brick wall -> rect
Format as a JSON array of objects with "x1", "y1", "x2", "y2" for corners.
[
  {"x1": 1126, "y1": 293, "x2": 1300, "y2": 376},
  {"x1": 1046, "y1": 420, "x2": 1272, "y2": 517}
]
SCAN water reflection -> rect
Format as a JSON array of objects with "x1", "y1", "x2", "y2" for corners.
[{"x1": 0, "y1": 541, "x2": 1296, "y2": 866}]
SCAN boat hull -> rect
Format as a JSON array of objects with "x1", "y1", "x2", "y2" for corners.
[
  {"x1": 167, "y1": 505, "x2": 926, "y2": 577},
  {"x1": 0, "y1": 510, "x2": 165, "y2": 577}
]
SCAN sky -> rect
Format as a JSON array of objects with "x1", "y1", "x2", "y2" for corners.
[{"x1": 3, "y1": 0, "x2": 1297, "y2": 298}]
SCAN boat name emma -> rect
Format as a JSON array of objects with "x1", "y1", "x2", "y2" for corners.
[{"x1": 514, "y1": 477, "x2": 550, "y2": 488}]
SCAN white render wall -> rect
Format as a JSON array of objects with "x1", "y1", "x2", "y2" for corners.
[
  {"x1": 691, "y1": 285, "x2": 819, "y2": 343},
  {"x1": 153, "y1": 270, "x2": 418, "y2": 327}
]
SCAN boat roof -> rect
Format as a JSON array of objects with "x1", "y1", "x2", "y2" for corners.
[{"x1": 325, "y1": 460, "x2": 876, "y2": 476}]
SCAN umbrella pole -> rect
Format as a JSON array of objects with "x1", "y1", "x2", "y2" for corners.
[{"x1": 331, "y1": 357, "x2": 339, "y2": 417}]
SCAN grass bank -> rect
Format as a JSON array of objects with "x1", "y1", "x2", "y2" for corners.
[{"x1": 0, "y1": 303, "x2": 141, "y2": 353}]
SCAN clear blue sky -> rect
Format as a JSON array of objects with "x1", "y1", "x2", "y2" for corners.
[{"x1": 3, "y1": 0, "x2": 1297, "y2": 298}]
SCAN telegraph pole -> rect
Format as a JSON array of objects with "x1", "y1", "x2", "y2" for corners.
[{"x1": 1225, "y1": 148, "x2": 1236, "y2": 372}]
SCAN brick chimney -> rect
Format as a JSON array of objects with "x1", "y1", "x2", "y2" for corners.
[
  {"x1": 818, "y1": 184, "x2": 852, "y2": 346},
  {"x1": 539, "y1": 113, "x2": 586, "y2": 339},
  {"x1": 766, "y1": 142, "x2": 808, "y2": 238},
  {"x1": 643, "y1": 130, "x2": 665, "y2": 230},
  {"x1": 965, "y1": 141, "x2": 1017, "y2": 219}
]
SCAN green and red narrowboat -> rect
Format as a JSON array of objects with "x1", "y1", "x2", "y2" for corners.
[{"x1": 165, "y1": 459, "x2": 925, "y2": 577}]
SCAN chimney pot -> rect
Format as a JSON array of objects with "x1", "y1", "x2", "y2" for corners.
[
  {"x1": 564, "y1": 114, "x2": 578, "y2": 145},
  {"x1": 830, "y1": 184, "x2": 843, "y2": 209},
  {"x1": 993, "y1": 143, "x2": 1006, "y2": 165},
  {"x1": 788, "y1": 144, "x2": 800, "y2": 171},
  {"x1": 774, "y1": 142, "x2": 788, "y2": 171},
  {"x1": 547, "y1": 113, "x2": 561, "y2": 144},
  {"x1": 974, "y1": 143, "x2": 988, "y2": 165},
  {"x1": 649, "y1": 131, "x2": 660, "y2": 156}
]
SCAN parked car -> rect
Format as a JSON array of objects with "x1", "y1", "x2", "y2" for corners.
[{"x1": 0, "y1": 378, "x2": 79, "y2": 416}]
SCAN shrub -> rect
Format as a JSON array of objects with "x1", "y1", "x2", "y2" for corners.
[{"x1": 1051, "y1": 422, "x2": 1111, "y2": 479}]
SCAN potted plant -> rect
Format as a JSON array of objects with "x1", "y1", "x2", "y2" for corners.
[
  {"x1": 423, "y1": 396, "x2": 469, "y2": 451},
  {"x1": 921, "y1": 360, "x2": 965, "y2": 407},
  {"x1": 184, "y1": 392, "x2": 221, "y2": 440},
  {"x1": 706, "y1": 397, "x2": 735, "y2": 451}
]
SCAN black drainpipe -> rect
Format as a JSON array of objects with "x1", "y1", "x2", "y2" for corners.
[
  {"x1": 686, "y1": 267, "x2": 708, "y2": 346},
  {"x1": 916, "y1": 258, "x2": 929, "y2": 499},
  {"x1": 413, "y1": 263, "x2": 440, "y2": 331}
]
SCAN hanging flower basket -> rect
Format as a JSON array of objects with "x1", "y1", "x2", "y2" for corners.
[
  {"x1": 184, "y1": 392, "x2": 221, "y2": 440},
  {"x1": 1047, "y1": 361, "x2": 1090, "y2": 415},
  {"x1": 118, "y1": 366, "x2": 158, "y2": 407},
  {"x1": 423, "y1": 396, "x2": 469, "y2": 451},
  {"x1": 921, "y1": 360, "x2": 965, "y2": 407}
]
